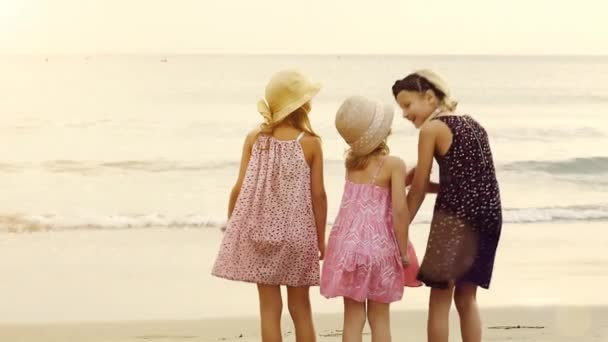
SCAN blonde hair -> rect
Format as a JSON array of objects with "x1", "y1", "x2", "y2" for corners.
[
  {"x1": 438, "y1": 98, "x2": 458, "y2": 112},
  {"x1": 260, "y1": 102, "x2": 319, "y2": 138},
  {"x1": 345, "y1": 139, "x2": 390, "y2": 170}
]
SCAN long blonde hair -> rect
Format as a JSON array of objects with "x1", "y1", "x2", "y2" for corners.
[
  {"x1": 260, "y1": 102, "x2": 320, "y2": 138},
  {"x1": 345, "y1": 139, "x2": 390, "y2": 170}
]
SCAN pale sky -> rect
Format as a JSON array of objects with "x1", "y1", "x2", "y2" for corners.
[{"x1": 0, "y1": 0, "x2": 606, "y2": 55}]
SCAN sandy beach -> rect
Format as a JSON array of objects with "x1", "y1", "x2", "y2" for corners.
[
  {"x1": 0, "y1": 306, "x2": 606, "y2": 341},
  {"x1": 1, "y1": 3, "x2": 607, "y2": 340},
  {"x1": 0, "y1": 222, "x2": 606, "y2": 341}
]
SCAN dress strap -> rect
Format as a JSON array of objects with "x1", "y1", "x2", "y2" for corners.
[
  {"x1": 462, "y1": 116, "x2": 488, "y2": 168},
  {"x1": 371, "y1": 157, "x2": 386, "y2": 184},
  {"x1": 296, "y1": 131, "x2": 306, "y2": 142}
]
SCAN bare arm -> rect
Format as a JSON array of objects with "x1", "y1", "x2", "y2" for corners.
[
  {"x1": 406, "y1": 167, "x2": 439, "y2": 193},
  {"x1": 227, "y1": 131, "x2": 257, "y2": 219},
  {"x1": 427, "y1": 182, "x2": 440, "y2": 194},
  {"x1": 309, "y1": 137, "x2": 327, "y2": 260},
  {"x1": 390, "y1": 158, "x2": 411, "y2": 265},
  {"x1": 407, "y1": 125, "x2": 437, "y2": 221}
]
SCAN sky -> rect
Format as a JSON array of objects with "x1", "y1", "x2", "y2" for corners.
[{"x1": 0, "y1": 0, "x2": 606, "y2": 55}]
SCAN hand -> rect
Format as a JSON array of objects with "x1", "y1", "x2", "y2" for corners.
[
  {"x1": 405, "y1": 167, "x2": 416, "y2": 187},
  {"x1": 401, "y1": 254, "x2": 410, "y2": 267}
]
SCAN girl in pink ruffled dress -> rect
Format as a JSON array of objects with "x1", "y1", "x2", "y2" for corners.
[{"x1": 321, "y1": 96, "x2": 421, "y2": 342}]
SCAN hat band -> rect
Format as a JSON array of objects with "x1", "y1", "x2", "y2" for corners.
[{"x1": 349, "y1": 102, "x2": 384, "y2": 152}]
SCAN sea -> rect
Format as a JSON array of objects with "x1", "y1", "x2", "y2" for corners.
[{"x1": 1, "y1": 54, "x2": 607, "y2": 232}]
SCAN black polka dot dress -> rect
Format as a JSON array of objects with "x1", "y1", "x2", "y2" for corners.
[{"x1": 417, "y1": 115, "x2": 502, "y2": 289}]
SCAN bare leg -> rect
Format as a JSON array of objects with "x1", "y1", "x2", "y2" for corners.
[
  {"x1": 287, "y1": 286, "x2": 316, "y2": 342},
  {"x1": 367, "y1": 300, "x2": 391, "y2": 342},
  {"x1": 428, "y1": 286, "x2": 454, "y2": 342},
  {"x1": 342, "y1": 297, "x2": 366, "y2": 342},
  {"x1": 454, "y1": 283, "x2": 481, "y2": 342},
  {"x1": 257, "y1": 284, "x2": 283, "y2": 342}
]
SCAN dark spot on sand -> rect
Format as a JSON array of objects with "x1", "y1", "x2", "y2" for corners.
[{"x1": 488, "y1": 325, "x2": 545, "y2": 330}]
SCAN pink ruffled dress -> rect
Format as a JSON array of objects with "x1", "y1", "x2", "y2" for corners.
[{"x1": 321, "y1": 159, "x2": 421, "y2": 303}]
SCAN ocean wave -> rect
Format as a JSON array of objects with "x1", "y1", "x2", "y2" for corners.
[
  {"x1": 501, "y1": 205, "x2": 608, "y2": 223},
  {"x1": 0, "y1": 163, "x2": 22, "y2": 172},
  {"x1": 2, "y1": 156, "x2": 608, "y2": 176},
  {"x1": 502, "y1": 157, "x2": 608, "y2": 175},
  {"x1": 2, "y1": 205, "x2": 608, "y2": 232},
  {"x1": 0, "y1": 159, "x2": 338, "y2": 174},
  {"x1": 0, "y1": 214, "x2": 223, "y2": 233},
  {"x1": 38, "y1": 160, "x2": 240, "y2": 173},
  {"x1": 490, "y1": 127, "x2": 605, "y2": 142}
]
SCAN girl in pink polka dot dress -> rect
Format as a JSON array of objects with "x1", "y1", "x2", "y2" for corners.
[
  {"x1": 321, "y1": 96, "x2": 421, "y2": 342},
  {"x1": 212, "y1": 70, "x2": 327, "y2": 342}
]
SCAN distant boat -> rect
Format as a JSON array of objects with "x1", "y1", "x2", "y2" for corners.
[{"x1": 161, "y1": 58, "x2": 168, "y2": 63}]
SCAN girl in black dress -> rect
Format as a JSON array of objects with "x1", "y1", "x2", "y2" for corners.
[{"x1": 392, "y1": 70, "x2": 502, "y2": 342}]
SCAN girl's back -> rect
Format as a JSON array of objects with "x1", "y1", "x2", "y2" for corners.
[
  {"x1": 212, "y1": 70, "x2": 326, "y2": 342},
  {"x1": 248, "y1": 129, "x2": 312, "y2": 211},
  {"x1": 321, "y1": 155, "x2": 421, "y2": 303},
  {"x1": 337, "y1": 156, "x2": 394, "y2": 237},
  {"x1": 346, "y1": 155, "x2": 392, "y2": 187},
  {"x1": 212, "y1": 127, "x2": 320, "y2": 287}
]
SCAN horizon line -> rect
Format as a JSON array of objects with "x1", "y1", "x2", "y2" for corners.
[{"x1": 1, "y1": 52, "x2": 607, "y2": 57}]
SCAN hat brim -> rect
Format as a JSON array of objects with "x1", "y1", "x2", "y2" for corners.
[
  {"x1": 272, "y1": 82, "x2": 321, "y2": 123},
  {"x1": 350, "y1": 104, "x2": 394, "y2": 156}
]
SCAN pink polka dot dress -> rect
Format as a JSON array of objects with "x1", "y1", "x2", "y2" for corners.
[{"x1": 212, "y1": 133, "x2": 320, "y2": 287}]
